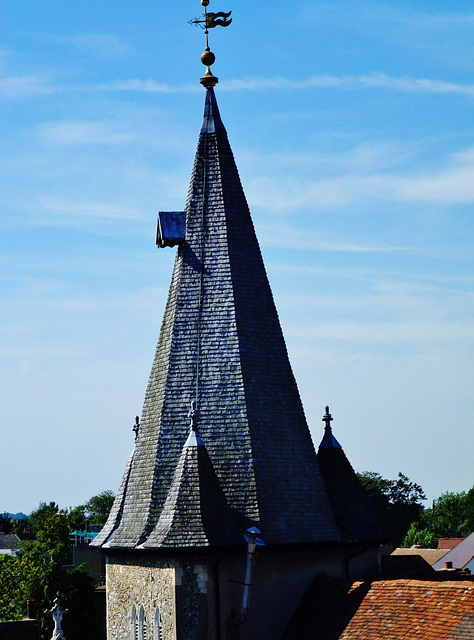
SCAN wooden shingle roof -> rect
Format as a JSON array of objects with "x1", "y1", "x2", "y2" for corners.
[{"x1": 93, "y1": 88, "x2": 339, "y2": 550}]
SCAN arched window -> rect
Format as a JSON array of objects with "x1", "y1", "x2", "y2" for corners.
[
  {"x1": 139, "y1": 604, "x2": 148, "y2": 640},
  {"x1": 154, "y1": 606, "x2": 163, "y2": 640},
  {"x1": 131, "y1": 604, "x2": 139, "y2": 640}
]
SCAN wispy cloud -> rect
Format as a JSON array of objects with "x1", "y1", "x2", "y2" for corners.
[
  {"x1": 2, "y1": 70, "x2": 473, "y2": 100},
  {"x1": 92, "y1": 72, "x2": 474, "y2": 98},
  {"x1": 94, "y1": 79, "x2": 199, "y2": 93},
  {"x1": 219, "y1": 72, "x2": 474, "y2": 97},
  {"x1": 258, "y1": 223, "x2": 408, "y2": 252},
  {"x1": 288, "y1": 320, "x2": 474, "y2": 343},
  {"x1": 35, "y1": 198, "x2": 145, "y2": 223},
  {"x1": 245, "y1": 145, "x2": 474, "y2": 210},
  {"x1": 0, "y1": 74, "x2": 54, "y2": 98},
  {"x1": 39, "y1": 120, "x2": 135, "y2": 146},
  {"x1": 239, "y1": 142, "x2": 415, "y2": 175}
]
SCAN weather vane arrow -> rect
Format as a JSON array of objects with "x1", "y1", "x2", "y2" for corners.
[
  {"x1": 189, "y1": 0, "x2": 233, "y2": 88},
  {"x1": 189, "y1": 10, "x2": 232, "y2": 29}
]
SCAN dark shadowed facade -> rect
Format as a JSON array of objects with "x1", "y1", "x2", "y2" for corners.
[{"x1": 92, "y1": 88, "x2": 386, "y2": 640}]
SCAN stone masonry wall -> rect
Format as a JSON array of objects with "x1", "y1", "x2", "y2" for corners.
[{"x1": 106, "y1": 555, "x2": 176, "y2": 640}]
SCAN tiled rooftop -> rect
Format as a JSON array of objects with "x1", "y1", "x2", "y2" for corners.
[
  {"x1": 392, "y1": 547, "x2": 450, "y2": 566},
  {"x1": 439, "y1": 538, "x2": 465, "y2": 550},
  {"x1": 0, "y1": 534, "x2": 20, "y2": 550},
  {"x1": 283, "y1": 574, "x2": 474, "y2": 640}
]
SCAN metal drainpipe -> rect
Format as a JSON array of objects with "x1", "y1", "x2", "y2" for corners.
[
  {"x1": 232, "y1": 527, "x2": 261, "y2": 626},
  {"x1": 214, "y1": 556, "x2": 222, "y2": 640}
]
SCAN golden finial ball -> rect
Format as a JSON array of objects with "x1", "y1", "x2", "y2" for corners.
[
  {"x1": 201, "y1": 0, "x2": 209, "y2": 5},
  {"x1": 201, "y1": 48, "x2": 215, "y2": 67}
]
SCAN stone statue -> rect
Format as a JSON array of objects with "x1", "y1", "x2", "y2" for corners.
[{"x1": 49, "y1": 598, "x2": 67, "y2": 640}]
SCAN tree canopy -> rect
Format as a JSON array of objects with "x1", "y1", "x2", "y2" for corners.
[
  {"x1": 357, "y1": 472, "x2": 474, "y2": 548},
  {"x1": 402, "y1": 489, "x2": 474, "y2": 547},
  {"x1": 357, "y1": 471, "x2": 426, "y2": 547},
  {"x1": 0, "y1": 490, "x2": 114, "y2": 639}
]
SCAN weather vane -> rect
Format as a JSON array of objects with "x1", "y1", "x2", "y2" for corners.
[{"x1": 189, "y1": 0, "x2": 232, "y2": 88}]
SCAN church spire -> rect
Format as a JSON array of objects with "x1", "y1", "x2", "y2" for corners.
[{"x1": 94, "y1": 61, "x2": 339, "y2": 551}]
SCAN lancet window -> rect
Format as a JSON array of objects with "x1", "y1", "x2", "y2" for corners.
[
  {"x1": 154, "y1": 606, "x2": 163, "y2": 640},
  {"x1": 138, "y1": 604, "x2": 148, "y2": 640},
  {"x1": 130, "y1": 604, "x2": 139, "y2": 640}
]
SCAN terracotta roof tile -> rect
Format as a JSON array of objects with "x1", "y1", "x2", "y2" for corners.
[
  {"x1": 283, "y1": 575, "x2": 474, "y2": 640},
  {"x1": 439, "y1": 538, "x2": 465, "y2": 550}
]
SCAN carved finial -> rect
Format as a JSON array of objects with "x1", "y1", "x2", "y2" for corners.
[
  {"x1": 189, "y1": 0, "x2": 232, "y2": 88},
  {"x1": 322, "y1": 406, "x2": 333, "y2": 434},
  {"x1": 188, "y1": 400, "x2": 199, "y2": 432},
  {"x1": 133, "y1": 416, "x2": 140, "y2": 441}
]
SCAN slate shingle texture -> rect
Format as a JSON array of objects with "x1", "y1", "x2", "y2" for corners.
[
  {"x1": 94, "y1": 88, "x2": 339, "y2": 550},
  {"x1": 142, "y1": 428, "x2": 243, "y2": 547}
]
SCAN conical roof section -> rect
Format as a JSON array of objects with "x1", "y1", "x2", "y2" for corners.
[
  {"x1": 317, "y1": 410, "x2": 387, "y2": 542},
  {"x1": 95, "y1": 88, "x2": 339, "y2": 549},
  {"x1": 142, "y1": 424, "x2": 243, "y2": 548}
]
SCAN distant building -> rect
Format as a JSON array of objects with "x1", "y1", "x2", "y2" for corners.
[
  {"x1": 0, "y1": 533, "x2": 20, "y2": 556},
  {"x1": 438, "y1": 537, "x2": 465, "y2": 550},
  {"x1": 391, "y1": 546, "x2": 450, "y2": 567},
  {"x1": 70, "y1": 530, "x2": 104, "y2": 584},
  {"x1": 432, "y1": 531, "x2": 474, "y2": 573}
]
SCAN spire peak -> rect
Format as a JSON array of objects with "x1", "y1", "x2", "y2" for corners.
[
  {"x1": 319, "y1": 406, "x2": 342, "y2": 449},
  {"x1": 200, "y1": 87, "x2": 226, "y2": 134},
  {"x1": 322, "y1": 406, "x2": 333, "y2": 434}
]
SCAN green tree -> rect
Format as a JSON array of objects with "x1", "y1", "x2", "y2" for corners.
[
  {"x1": 0, "y1": 501, "x2": 96, "y2": 639},
  {"x1": 0, "y1": 514, "x2": 13, "y2": 534},
  {"x1": 466, "y1": 485, "x2": 474, "y2": 531},
  {"x1": 65, "y1": 505, "x2": 88, "y2": 532},
  {"x1": 358, "y1": 471, "x2": 426, "y2": 546},
  {"x1": 84, "y1": 490, "x2": 115, "y2": 525},
  {"x1": 424, "y1": 491, "x2": 471, "y2": 538},
  {"x1": 401, "y1": 522, "x2": 438, "y2": 548},
  {"x1": 0, "y1": 554, "x2": 24, "y2": 621},
  {"x1": 10, "y1": 518, "x2": 32, "y2": 540}
]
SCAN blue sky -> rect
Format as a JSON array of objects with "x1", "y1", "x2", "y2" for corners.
[{"x1": 1, "y1": 0, "x2": 473, "y2": 513}]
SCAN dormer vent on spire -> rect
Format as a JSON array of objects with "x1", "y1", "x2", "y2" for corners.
[{"x1": 156, "y1": 211, "x2": 186, "y2": 248}]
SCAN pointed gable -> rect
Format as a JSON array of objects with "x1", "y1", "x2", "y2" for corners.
[
  {"x1": 142, "y1": 424, "x2": 243, "y2": 548},
  {"x1": 95, "y1": 88, "x2": 339, "y2": 550},
  {"x1": 317, "y1": 408, "x2": 387, "y2": 542}
]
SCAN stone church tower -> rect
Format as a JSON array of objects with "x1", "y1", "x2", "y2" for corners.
[{"x1": 93, "y1": 21, "x2": 386, "y2": 640}]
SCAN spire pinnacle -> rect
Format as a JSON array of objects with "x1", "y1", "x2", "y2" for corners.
[
  {"x1": 189, "y1": 0, "x2": 232, "y2": 88},
  {"x1": 322, "y1": 405, "x2": 333, "y2": 435},
  {"x1": 133, "y1": 415, "x2": 140, "y2": 441},
  {"x1": 188, "y1": 400, "x2": 199, "y2": 432},
  {"x1": 319, "y1": 405, "x2": 342, "y2": 449}
]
